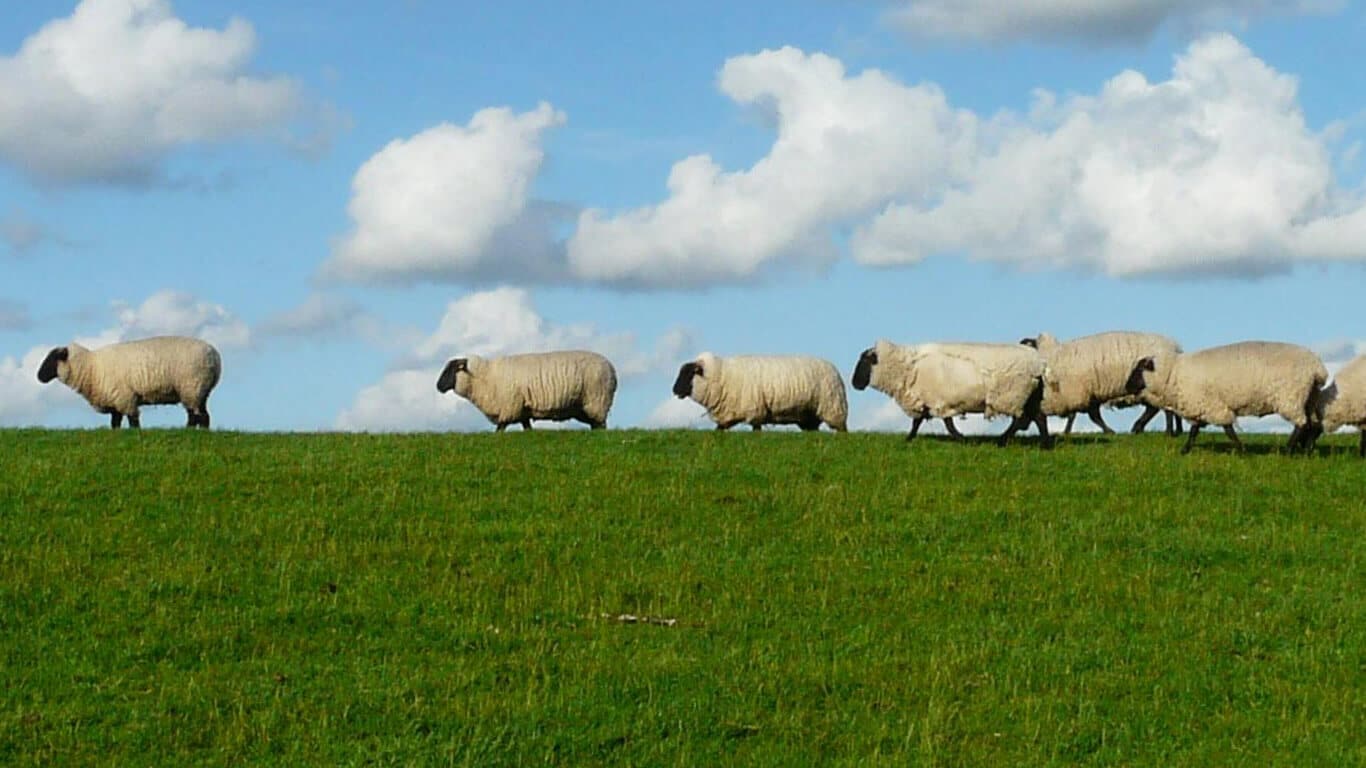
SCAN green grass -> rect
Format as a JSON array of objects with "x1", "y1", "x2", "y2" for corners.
[{"x1": 2, "y1": 428, "x2": 1365, "y2": 765}]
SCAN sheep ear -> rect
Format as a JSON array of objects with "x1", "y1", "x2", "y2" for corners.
[{"x1": 1019, "y1": 337, "x2": 1037, "y2": 348}]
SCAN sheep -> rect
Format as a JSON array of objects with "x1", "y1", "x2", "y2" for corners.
[
  {"x1": 671, "y1": 352, "x2": 848, "y2": 432},
  {"x1": 1020, "y1": 331, "x2": 1184, "y2": 437},
  {"x1": 1124, "y1": 341, "x2": 1327, "y2": 454},
  {"x1": 35, "y1": 336, "x2": 221, "y2": 429},
  {"x1": 852, "y1": 339, "x2": 1051, "y2": 446},
  {"x1": 1315, "y1": 355, "x2": 1366, "y2": 457},
  {"x1": 436, "y1": 350, "x2": 617, "y2": 430}
]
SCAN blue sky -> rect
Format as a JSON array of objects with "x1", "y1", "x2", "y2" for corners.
[{"x1": 2, "y1": 0, "x2": 1364, "y2": 432}]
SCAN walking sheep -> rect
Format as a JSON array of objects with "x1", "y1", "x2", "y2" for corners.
[
  {"x1": 1315, "y1": 355, "x2": 1366, "y2": 457},
  {"x1": 1020, "y1": 331, "x2": 1184, "y2": 437},
  {"x1": 671, "y1": 353, "x2": 848, "y2": 432},
  {"x1": 1124, "y1": 341, "x2": 1327, "y2": 454},
  {"x1": 852, "y1": 340, "x2": 1051, "y2": 446},
  {"x1": 436, "y1": 350, "x2": 617, "y2": 430},
  {"x1": 35, "y1": 336, "x2": 221, "y2": 429}
]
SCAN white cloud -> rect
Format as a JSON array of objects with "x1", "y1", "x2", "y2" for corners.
[
  {"x1": 325, "y1": 103, "x2": 569, "y2": 284},
  {"x1": 337, "y1": 287, "x2": 694, "y2": 431},
  {"x1": 641, "y1": 396, "x2": 711, "y2": 429},
  {"x1": 853, "y1": 34, "x2": 1366, "y2": 277},
  {"x1": 567, "y1": 47, "x2": 977, "y2": 287},
  {"x1": 883, "y1": 0, "x2": 1342, "y2": 45},
  {"x1": 97, "y1": 290, "x2": 250, "y2": 350},
  {"x1": 0, "y1": 0, "x2": 314, "y2": 184}
]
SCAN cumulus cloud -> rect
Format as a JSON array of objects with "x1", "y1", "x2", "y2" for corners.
[
  {"x1": 882, "y1": 0, "x2": 1343, "y2": 45},
  {"x1": 0, "y1": 0, "x2": 318, "y2": 184},
  {"x1": 641, "y1": 396, "x2": 711, "y2": 429},
  {"x1": 567, "y1": 47, "x2": 977, "y2": 287},
  {"x1": 0, "y1": 299, "x2": 30, "y2": 331},
  {"x1": 325, "y1": 103, "x2": 570, "y2": 284},
  {"x1": 854, "y1": 34, "x2": 1366, "y2": 277},
  {"x1": 569, "y1": 36, "x2": 1366, "y2": 287},
  {"x1": 93, "y1": 290, "x2": 251, "y2": 350},
  {"x1": 337, "y1": 287, "x2": 694, "y2": 431}
]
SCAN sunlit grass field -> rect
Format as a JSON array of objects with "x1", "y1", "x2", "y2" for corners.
[{"x1": 2, "y1": 428, "x2": 1365, "y2": 765}]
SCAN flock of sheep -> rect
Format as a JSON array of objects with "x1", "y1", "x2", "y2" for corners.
[{"x1": 32, "y1": 331, "x2": 1366, "y2": 456}]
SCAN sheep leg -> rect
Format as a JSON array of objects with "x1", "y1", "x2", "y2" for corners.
[
  {"x1": 1033, "y1": 412, "x2": 1054, "y2": 449},
  {"x1": 200, "y1": 410, "x2": 211, "y2": 430},
  {"x1": 496, "y1": 423, "x2": 508, "y2": 432},
  {"x1": 110, "y1": 412, "x2": 123, "y2": 429},
  {"x1": 751, "y1": 424, "x2": 763, "y2": 432},
  {"x1": 1288, "y1": 424, "x2": 1305, "y2": 453},
  {"x1": 942, "y1": 418, "x2": 963, "y2": 440},
  {"x1": 128, "y1": 414, "x2": 141, "y2": 429},
  {"x1": 997, "y1": 417, "x2": 1024, "y2": 447},
  {"x1": 1181, "y1": 422, "x2": 1203, "y2": 454},
  {"x1": 1063, "y1": 413, "x2": 1076, "y2": 436},
  {"x1": 1222, "y1": 425, "x2": 1244, "y2": 452},
  {"x1": 798, "y1": 413, "x2": 822, "y2": 432},
  {"x1": 1132, "y1": 405, "x2": 1159, "y2": 434},
  {"x1": 1167, "y1": 411, "x2": 1184, "y2": 436},
  {"x1": 906, "y1": 416, "x2": 925, "y2": 442},
  {"x1": 521, "y1": 419, "x2": 533, "y2": 431},
  {"x1": 1085, "y1": 404, "x2": 1115, "y2": 434},
  {"x1": 1302, "y1": 424, "x2": 1322, "y2": 454}
]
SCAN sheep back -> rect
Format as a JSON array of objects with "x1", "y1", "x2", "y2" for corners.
[
  {"x1": 1156, "y1": 341, "x2": 1327, "y2": 427},
  {"x1": 1036, "y1": 331, "x2": 1182, "y2": 416},
  {"x1": 57, "y1": 336, "x2": 221, "y2": 416},
  {"x1": 871, "y1": 340, "x2": 1044, "y2": 420},
  {"x1": 682, "y1": 353, "x2": 848, "y2": 429},
  {"x1": 453, "y1": 350, "x2": 617, "y2": 427}
]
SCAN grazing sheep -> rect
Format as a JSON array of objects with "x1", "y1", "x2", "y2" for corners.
[
  {"x1": 35, "y1": 336, "x2": 221, "y2": 429},
  {"x1": 1020, "y1": 331, "x2": 1184, "y2": 437},
  {"x1": 852, "y1": 340, "x2": 1050, "y2": 446},
  {"x1": 1124, "y1": 341, "x2": 1327, "y2": 454},
  {"x1": 436, "y1": 350, "x2": 617, "y2": 430},
  {"x1": 671, "y1": 353, "x2": 848, "y2": 432},
  {"x1": 1315, "y1": 355, "x2": 1366, "y2": 457}
]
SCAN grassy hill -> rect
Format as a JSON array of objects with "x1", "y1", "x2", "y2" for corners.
[{"x1": 2, "y1": 429, "x2": 1365, "y2": 765}]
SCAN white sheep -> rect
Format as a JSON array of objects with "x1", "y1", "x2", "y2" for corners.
[
  {"x1": 852, "y1": 339, "x2": 1051, "y2": 446},
  {"x1": 1315, "y1": 355, "x2": 1366, "y2": 457},
  {"x1": 671, "y1": 352, "x2": 848, "y2": 432},
  {"x1": 436, "y1": 350, "x2": 617, "y2": 430},
  {"x1": 36, "y1": 336, "x2": 221, "y2": 429},
  {"x1": 1124, "y1": 341, "x2": 1327, "y2": 454},
  {"x1": 1020, "y1": 331, "x2": 1184, "y2": 437}
]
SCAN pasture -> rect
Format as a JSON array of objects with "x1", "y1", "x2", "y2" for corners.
[{"x1": 2, "y1": 429, "x2": 1365, "y2": 765}]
